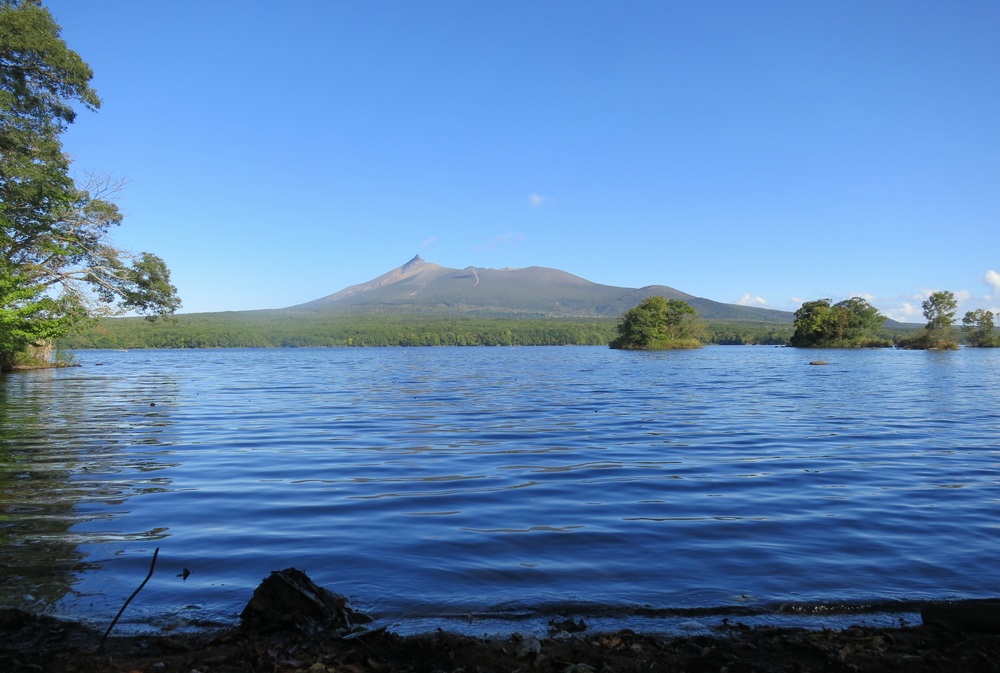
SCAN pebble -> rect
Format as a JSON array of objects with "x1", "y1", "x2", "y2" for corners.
[{"x1": 517, "y1": 636, "x2": 542, "y2": 658}]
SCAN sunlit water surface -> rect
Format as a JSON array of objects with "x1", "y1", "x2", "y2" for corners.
[{"x1": 1, "y1": 346, "x2": 998, "y2": 635}]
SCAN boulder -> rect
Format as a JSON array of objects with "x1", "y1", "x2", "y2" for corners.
[{"x1": 240, "y1": 568, "x2": 372, "y2": 634}]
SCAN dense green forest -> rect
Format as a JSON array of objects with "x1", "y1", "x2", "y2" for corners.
[
  {"x1": 55, "y1": 313, "x2": 617, "y2": 348},
  {"x1": 609, "y1": 297, "x2": 708, "y2": 350},
  {"x1": 55, "y1": 312, "x2": 818, "y2": 349}
]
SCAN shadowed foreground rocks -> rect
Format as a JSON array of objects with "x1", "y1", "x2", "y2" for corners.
[{"x1": 3, "y1": 569, "x2": 999, "y2": 673}]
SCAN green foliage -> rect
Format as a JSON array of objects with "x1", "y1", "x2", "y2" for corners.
[
  {"x1": 789, "y1": 297, "x2": 890, "y2": 348},
  {"x1": 899, "y1": 291, "x2": 959, "y2": 350},
  {"x1": 961, "y1": 308, "x2": 998, "y2": 347},
  {"x1": 923, "y1": 291, "x2": 958, "y2": 331},
  {"x1": 6, "y1": 339, "x2": 73, "y2": 368},
  {"x1": 609, "y1": 297, "x2": 707, "y2": 350},
  {"x1": 55, "y1": 312, "x2": 806, "y2": 350},
  {"x1": 56, "y1": 313, "x2": 623, "y2": 349},
  {"x1": 897, "y1": 331, "x2": 959, "y2": 350},
  {"x1": 706, "y1": 320, "x2": 793, "y2": 345},
  {"x1": 0, "y1": 1, "x2": 179, "y2": 369}
]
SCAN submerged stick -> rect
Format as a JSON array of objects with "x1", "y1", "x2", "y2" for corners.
[{"x1": 98, "y1": 547, "x2": 159, "y2": 653}]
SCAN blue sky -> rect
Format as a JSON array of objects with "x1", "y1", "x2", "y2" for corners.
[{"x1": 46, "y1": 1, "x2": 999, "y2": 321}]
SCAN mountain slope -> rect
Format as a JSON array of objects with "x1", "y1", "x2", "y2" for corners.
[{"x1": 289, "y1": 256, "x2": 794, "y2": 323}]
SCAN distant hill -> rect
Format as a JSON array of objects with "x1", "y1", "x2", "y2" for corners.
[{"x1": 288, "y1": 255, "x2": 794, "y2": 323}]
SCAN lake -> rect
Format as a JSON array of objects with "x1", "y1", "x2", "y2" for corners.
[{"x1": 1, "y1": 346, "x2": 998, "y2": 635}]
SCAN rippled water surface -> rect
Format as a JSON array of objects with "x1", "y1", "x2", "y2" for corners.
[{"x1": 1, "y1": 346, "x2": 998, "y2": 633}]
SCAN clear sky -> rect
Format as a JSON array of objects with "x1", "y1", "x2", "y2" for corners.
[{"x1": 45, "y1": 1, "x2": 999, "y2": 321}]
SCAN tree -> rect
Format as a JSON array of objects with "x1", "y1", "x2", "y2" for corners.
[
  {"x1": 923, "y1": 291, "x2": 957, "y2": 333},
  {"x1": 962, "y1": 308, "x2": 997, "y2": 347},
  {"x1": 920, "y1": 290, "x2": 958, "y2": 349},
  {"x1": 900, "y1": 290, "x2": 958, "y2": 350},
  {"x1": 0, "y1": 0, "x2": 179, "y2": 369},
  {"x1": 610, "y1": 296, "x2": 706, "y2": 350},
  {"x1": 789, "y1": 297, "x2": 889, "y2": 348}
]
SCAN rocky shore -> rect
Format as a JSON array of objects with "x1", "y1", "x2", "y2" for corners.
[
  {"x1": 3, "y1": 570, "x2": 998, "y2": 673},
  {"x1": 5, "y1": 607, "x2": 1000, "y2": 673}
]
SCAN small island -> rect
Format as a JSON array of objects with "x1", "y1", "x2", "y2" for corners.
[
  {"x1": 788, "y1": 297, "x2": 892, "y2": 348},
  {"x1": 609, "y1": 297, "x2": 708, "y2": 350}
]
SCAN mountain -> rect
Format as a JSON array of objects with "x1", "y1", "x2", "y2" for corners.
[{"x1": 287, "y1": 256, "x2": 794, "y2": 323}]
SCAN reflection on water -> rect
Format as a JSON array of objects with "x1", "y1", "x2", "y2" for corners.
[
  {"x1": 1, "y1": 346, "x2": 999, "y2": 634},
  {"x1": 1, "y1": 370, "x2": 88, "y2": 609},
  {"x1": 0, "y1": 366, "x2": 178, "y2": 612}
]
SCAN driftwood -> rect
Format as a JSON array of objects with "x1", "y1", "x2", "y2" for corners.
[
  {"x1": 97, "y1": 547, "x2": 159, "y2": 653},
  {"x1": 240, "y1": 568, "x2": 372, "y2": 635},
  {"x1": 921, "y1": 600, "x2": 1000, "y2": 633}
]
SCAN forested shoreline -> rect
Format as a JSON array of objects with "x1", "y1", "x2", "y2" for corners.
[{"x1": 55, "y1": 312, "x2": 913, "y2": 350}]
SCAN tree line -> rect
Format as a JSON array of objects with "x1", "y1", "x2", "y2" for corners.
[
  {"x1": 790, "y1": 290, "x2": 998, "y2": 349},
  {"x1": 55, "y1": 312, "x2": 800, "y2": 350},
  {"x1": 57, "y1": 291, "x2": 997, "y2": 352}
]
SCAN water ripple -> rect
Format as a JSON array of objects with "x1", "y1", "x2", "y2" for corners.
[{"x1": 1, "y1": 346, "x2": 998, "y2": 633}]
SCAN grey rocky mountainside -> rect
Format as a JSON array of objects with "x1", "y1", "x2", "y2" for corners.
[{"x1": 288, "y1": 255, "x2": 793, "y2": 322}]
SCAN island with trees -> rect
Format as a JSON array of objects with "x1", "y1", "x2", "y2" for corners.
[
  {"x1": 788, "y1": 291, "x2": 999, "y2": 350},
  {"x1": 962, "y1": 307, "x2": 998, "y2": 347},
  {"x1": 788, "y1": 297, "x2": 891, "y2": 348},
  {"x1": 898, "y1": 290, "x2": 960, "y2": 350},
  {"x1": 609, "y1": 296, "x2": 707, "y2": 350}
]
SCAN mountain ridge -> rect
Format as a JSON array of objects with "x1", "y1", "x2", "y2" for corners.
[{"x1": 288, "y1": 255, "x2": 794, "y2": 323}]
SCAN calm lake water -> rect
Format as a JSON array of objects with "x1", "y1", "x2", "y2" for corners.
[{"x1": 1, "y1": 346, "x2": 998, "y2": 635}]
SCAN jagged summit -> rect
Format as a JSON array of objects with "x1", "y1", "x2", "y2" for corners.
[
  {"x1": 288, "y1": 258, "x2": 793, "y2": 322},
  {"x1": 402, "y1": 254, "x2": 426, "y2": 270}
]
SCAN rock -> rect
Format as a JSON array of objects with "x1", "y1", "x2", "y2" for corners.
[
  {"x1": 239, "y1": 568, "x2": 372, "y2": 634},
  {"x1": 516, "y1": 635, "x2": 542, "y2": 658},
  {"x1": 548, "y1": 616, "x2": 586, "y2": 634}
]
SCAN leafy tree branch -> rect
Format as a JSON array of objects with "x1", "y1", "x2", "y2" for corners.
[{"x1": 1, "y1": 0, "x2": 179, "y2": 369}]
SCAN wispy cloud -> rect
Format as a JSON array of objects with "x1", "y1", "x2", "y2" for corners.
[
  {"x1": 475, "y1": 232, "x2": 524, "y2": 252},
  {"x1": 736, "y1": 293, "x2": 769, "y2": 307},
  {"x1": 905, "y1": 288, "x2": 970, "y2": 303},
  {"x1": 529, "y1": 193, "x2": 551, "y2": 207},
  {"x1": 421, "y1": 237, "x2": 438, "y2": 248}
]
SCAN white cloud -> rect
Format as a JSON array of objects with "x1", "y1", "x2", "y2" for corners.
[
  {"x1": 529, "y1": 193, "x2": 550, "y2": 207},
  {"x1": 883, "y1": 288, "x2": 973, "y2": 323},
  {"x1": 421, "y1": 237, "x2": 438, "y2": 248},
  {"x1": 736, "y1": 293, "x2": 769, "y2": 307},
  {"x1": 885, "y1": 302, "x2": 922, "y2": 322},
  {"x1": 984, "y1": 269, "x2": 1000, "y2": 294}
]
